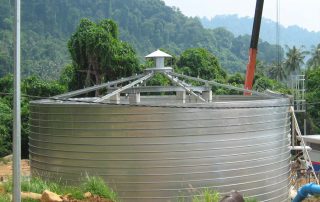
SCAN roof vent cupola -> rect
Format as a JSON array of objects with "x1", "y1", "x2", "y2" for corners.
[{"x1": 145, "y1": 49, "x2": 172, "y2": 73}]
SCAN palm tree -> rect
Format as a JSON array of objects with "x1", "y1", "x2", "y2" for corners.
[
  {"x1": 284, "y1": 46, "x2": 306, "y2": 75},
  {"x1": 307, "y1": 44, "x2": 320, "y2": 69},
  {"x1": 268, "y1": 62, "x2": 286, "y2": 82}
]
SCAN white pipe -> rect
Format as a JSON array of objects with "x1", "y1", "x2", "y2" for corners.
[
  {"x1": 13, "y1": 0, "x2": 21, "y2": 201},
  {"x1": 289, "y1": 146, "x2": 311, "y2": 151}
]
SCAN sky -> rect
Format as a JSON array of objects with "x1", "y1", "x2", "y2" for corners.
[{"x1": 162, "y1": 0, "x2": 320, "y2": 32}]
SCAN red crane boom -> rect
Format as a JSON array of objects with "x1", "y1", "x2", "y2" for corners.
[{"x1": 244, "y1": 0, "x2": 264, "y2": 95}]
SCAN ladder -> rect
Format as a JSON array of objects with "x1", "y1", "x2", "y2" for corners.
[
  {"x1": 290, "y1": 106, "x2": 319, "y2": 184},
  {"x1": 291, "y1": 75, "x2": 306, "y2": 112}
]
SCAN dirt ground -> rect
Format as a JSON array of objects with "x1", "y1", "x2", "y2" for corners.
[{"x1": 0, "y1": 155, "x2": 30, "y2": 182}]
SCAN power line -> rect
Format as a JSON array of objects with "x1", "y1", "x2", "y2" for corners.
[{"x1": 276, "y1": 0, "x2": 281, "y2": 67}]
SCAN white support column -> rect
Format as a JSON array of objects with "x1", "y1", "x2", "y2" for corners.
[
  {"x1": 176, "y1": 91, "x2": 186, "y2": 103},
  {"x1": 110, "y1": 93, "x2": 120, "y2": 104},
  {"x1": 129, "y1": 93, "x2": 140, "y2": 104},
  {"x1": 156, "y1": 57, "x2": 164, "y2": 68},
  {"x1": 202, "y1": 91, "x2": 212, "y2": 102},
  {"x1": 13, "y1": 0, "x2": 21, "y2": 201}
]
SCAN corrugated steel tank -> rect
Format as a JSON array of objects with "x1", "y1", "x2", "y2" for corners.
[{"x1": 29, "y1": 95, "x2": 291, "y2": 202}]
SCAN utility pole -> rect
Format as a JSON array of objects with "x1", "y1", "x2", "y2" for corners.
[{"x1": 13, "y1": 0, "x2": 21, "y2": 201}]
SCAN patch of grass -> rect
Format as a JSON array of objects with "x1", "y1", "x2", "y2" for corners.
[
  {"x1": 59, "y1": 186, "x2": 84, "y2": 200},
  {"x1": 0, "y1": 194, "x2": 10, "y2": 202},
  {"x1": 244, "y1": 197, "x2": 259, "y2": 202},
  {"x1": 192, "y1": 189, "x2": 220, "y2": 202},
  {"x1": 3, "y1": 178, "x2": 12, "y2": 193},
  {"x1": 21, "y1": 177, "x2": 60, "y2": 194},
  {"x1": 83, "y1": 176, "x2": 118, "y2": 201},
  {"x1": 22, "y1": 199, "x2": 38, "y2": 202},
  {"x1": 1, "y1": 176, "x2": 118, "y2": 201}
]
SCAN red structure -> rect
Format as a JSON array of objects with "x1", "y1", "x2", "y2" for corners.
[{"x1": 244, "y1": 0, "x2": 264, "y2": 95}]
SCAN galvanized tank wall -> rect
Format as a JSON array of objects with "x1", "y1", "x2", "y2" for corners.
[{"x1": 29, "y1": 96, "x2": 291, "y2": 202}]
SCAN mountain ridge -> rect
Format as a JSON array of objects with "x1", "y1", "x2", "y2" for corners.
[{"x1": 201, "y1": 15, "x2": 320, "y2": 48}]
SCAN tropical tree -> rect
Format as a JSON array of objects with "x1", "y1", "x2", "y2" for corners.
[
  {"x1": 176, "y1": 48, "x2": 227, "y2": 81},
  {"x1": 268, "y1": 62, "x2": 287, "y2": 82},
  {"x1": 307, "y1": 44, "x2": 320, "y2": 69},
  {"x1": 284, "y1": 46, "x2": 306, "y2": 75},
  {"x1": 0, "y1": 99, "x2": 12, "y2": 157},
  {"x1": 68, "y1": 18, "x2": 140, "y2": 91},
  {"x1": 254, "y1": 60, "x2": 268, "y2": 77},
  {"x1": 306, "y1": 68, "x2": 320, "y2": 134},
  {"x1": 253, "y1": 76, "x2": 289, "y2": 94},
  {"x1": 0, "y1": 74, "x2": 66, "y2": 158},
  {"x1": 228, "y1": 73, "x2": 244, "y2": 85}
]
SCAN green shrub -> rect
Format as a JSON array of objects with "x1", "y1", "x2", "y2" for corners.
[
  {"x1": 192, "y1": 189, "x2": 220, "y2": 202},
  {"x1": 0, "y1": 194, "x2": 11, "y2": 202},
  {"x1": 83, "y1": 176, "x2": 118, "y2": 201},
  {"x1": 244, "y1": 197, "x2": 259, "y2": 202}
]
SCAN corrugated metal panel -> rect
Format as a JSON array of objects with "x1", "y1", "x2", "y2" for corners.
[{"x1": 29, "y1": 96, "x2": 290, "y2": 202}]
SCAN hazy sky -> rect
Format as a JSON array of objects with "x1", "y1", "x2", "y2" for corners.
[{"x1": 162, "y1": 0, "x2": 320, "y2": 32}]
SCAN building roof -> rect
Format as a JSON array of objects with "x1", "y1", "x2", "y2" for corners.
[{"x1": 145, "y1": 49, "x2": 172, "y2": 58}]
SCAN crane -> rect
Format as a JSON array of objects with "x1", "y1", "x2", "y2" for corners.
[{"x1": 244, "y1": 0, "x2": 264, "y2": 95}]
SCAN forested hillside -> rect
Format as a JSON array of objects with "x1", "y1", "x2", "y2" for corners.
[
  {"x1": 0, "y1": 0, "x2": 283, "y2": 79},
  {"x1": 201, "y1": 15, "x2": 320, "y2": 48}
]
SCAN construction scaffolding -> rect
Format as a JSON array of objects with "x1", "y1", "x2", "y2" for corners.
[{"x1": 291, "y1": 74, "x2": 306, "y2": 135}]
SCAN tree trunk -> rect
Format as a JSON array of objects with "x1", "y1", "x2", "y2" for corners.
[
  {"x1": 85, "y1": 66, "x2": 91, "y2": 87},
  {"x1": 94, "y1": 70, "x2": 101, "y2": 97}
]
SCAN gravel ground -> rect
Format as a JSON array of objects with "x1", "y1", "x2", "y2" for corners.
[{"x1": 0, "y1": 155, "x2": 30, "y2": 182}]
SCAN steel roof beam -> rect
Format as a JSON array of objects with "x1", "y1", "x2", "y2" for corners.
[
  {"x1": 163, "y1": 72, "x2": 206, "y2": 102},
  {"x1": 106, "y1": 86, "x2": 210, "y2": 93},
  {"x1": 52, "y1": 74, "x2": 144, "y2": 99},
  {"x1": 94, "y1": 73, "x2": 153, "y2": 103},
  {"x1": 169, "y1": 72, "x2": 269, "y2": 97}
]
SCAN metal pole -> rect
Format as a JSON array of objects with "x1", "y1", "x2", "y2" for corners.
[
  {"x1": 304, "y1": 118, "x2": 307, "y2": 136},
  {"x1": 13, "y1": 0, "x2": 21, "y2": 201}
]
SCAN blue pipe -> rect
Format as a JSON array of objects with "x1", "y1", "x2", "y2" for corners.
[{"x1": 292, "y1": 183, "x2": 320, "y2": 202}]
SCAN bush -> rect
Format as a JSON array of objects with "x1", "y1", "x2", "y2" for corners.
[
  {"x1": 0, "y1": 99, "x2": 12, "y2": 157},
  {"x1": 0, "y1": 75, "x2": 66, "y2": 158},
  {"x1": 83, "y1": 176, "x2": 118, "y2": 201},
  {"x1": 192, "y1": 189, "x2": 220, "y2": 202}
]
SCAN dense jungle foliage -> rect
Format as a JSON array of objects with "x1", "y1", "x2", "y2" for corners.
[
  {"x1": 0, "y1": 0, "x2": 319, "y2": 157},
  {"x1": 0, "y1": 0, "x2": 284, "y2": 79}
]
